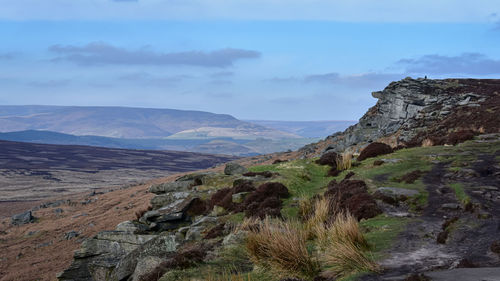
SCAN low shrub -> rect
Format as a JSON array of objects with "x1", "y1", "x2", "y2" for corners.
[
  {"x1": 316, "y1": 151, "x2": 339, "y2": 168},
  {"x1": 357, "y1": 142, "x2": 393, "y2": 161}
]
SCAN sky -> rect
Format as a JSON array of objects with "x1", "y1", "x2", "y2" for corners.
[{"x1": 1, "y1": 0, "x2": 500, "y2": 121}]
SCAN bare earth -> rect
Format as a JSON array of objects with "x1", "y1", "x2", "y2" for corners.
[
  {"x1": 0, "y1": 140, "x2": 289, "y2": 281},
  {"x1": 0, "y1": 140, "x2": 236, "y2": 210}
]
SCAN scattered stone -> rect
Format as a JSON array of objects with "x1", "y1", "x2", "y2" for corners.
[
  {"x1": 72, "y1": 213, "x2": 88, "y2": 219},
  {"x1": 224, "y1": 163, "x2": 248, "y2": 175},
  {"x1": 36, "y1": 241, "x2": 52, "y2": 248},
  {"x1": 24, "y1": 230, "x2": 40, "y2": 238},
  {"x1": 374, "y1": 187, "x2": 419, "y2": 205},
  {"x1": 441, "y1": 203, "x2": 461, "y2": 210},
  {"x1": 373, "y1": 160, "x2": 384, "y2": 166},
  {"x1": 53, "y1": 208, "x2": 64, "y2": 214},
  {"x1": 65, "y1": 231, "x2": 80, "y2": 240},
  {"x1": 11, "y1": 210, "x2": 35, "y2": 226}
]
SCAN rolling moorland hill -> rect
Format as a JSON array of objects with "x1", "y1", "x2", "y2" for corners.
[
  {"x1": 1, "y1": 78, "x2": 499, "y2": 281},
  {"x1": 0, "y1": 106, "x2": 327, "y2": 156},
  {"x1": 0, "y1": 105, "x2": 293, "y2": 139}
]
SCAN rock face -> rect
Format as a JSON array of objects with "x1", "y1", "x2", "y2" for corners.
[{"x1": 311, "y1": 78, "x2": 500, "y2": 154}]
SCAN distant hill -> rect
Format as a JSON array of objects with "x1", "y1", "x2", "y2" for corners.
[
  {"x1": 0, "y1": 105, "x2": 296, "y2": 139},
  {"x1": 0, "y1": 130, "x2": 316, "y2": 156},
  {"x1": 245, "y1": 120, "x2": 357, "y2": 138}
]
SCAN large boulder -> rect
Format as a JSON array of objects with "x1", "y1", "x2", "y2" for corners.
[
  {"x1": 224, "y1": 163, "x2": 248, "y2": 175},
  {"x1": 11, "y1": 210, "x2": 35, "y2": 226},
  {"x1": 149, "y1": 181, "x2": 192, "y2": 195},
  {"x1": 150, "y1": 192, "x2": 191, "y2": 210}
]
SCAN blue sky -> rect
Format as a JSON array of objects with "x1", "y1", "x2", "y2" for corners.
[{"x1": 1, "y1": 1, "x2": 500, "y2": 120}]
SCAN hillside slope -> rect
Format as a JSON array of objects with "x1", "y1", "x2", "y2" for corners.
[
  {"x1": 2, "y1": 78, "x2": 499, "y2": 281},
  {"x1": 0, "y1": 140, "x2": 237, "y2": 202},
  {"x1": 0, "y1": 105, "x2": 296, "y2": 139}
]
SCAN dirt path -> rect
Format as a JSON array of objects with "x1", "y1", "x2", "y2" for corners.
[{"x1": 364, "y1": 157, "x2": 500, "y2": 280}]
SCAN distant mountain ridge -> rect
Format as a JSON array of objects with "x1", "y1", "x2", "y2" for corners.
[
  {"x1": 246, "y1": 120, "x2": 357, "y2": 138},
  {"x1": 0, "y1": 105, "x2": 295, "y2": 139}
]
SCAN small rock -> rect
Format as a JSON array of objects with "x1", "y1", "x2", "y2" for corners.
[
  {"x1": 64, "y1": 230, "x2": 80, "y2": 240},
  {"x1": 185, "y1": 226, "x2": 203, "y2": 241},
  {"x1": 441, "y1": 203, "x2": 461, "y2": 210},
  {"x1": 72, "y1": 213, "x2": 88, "y2": 219},
  {"x1": 224, "y1": 163, "x2": 248, "y2": 175},
  {"x1": 116, "y1": 221, "x2": 148, "y2": 233},
  {"x1": 53, "y1": 208, "x2": 64, "y2": 214}
]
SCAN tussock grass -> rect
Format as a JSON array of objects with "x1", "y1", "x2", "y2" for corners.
[
  {"x1": 336, "y1": 152, "x2": 353, "y2": 171},
  {"x1": 320, "y1": 240, "x2": 380, "y2": 277},
  {"x1": 246, "y1": 217, "x2": 319, "y2": 278},
  {"x1": 314, "y1": 211, "x2": 369, "y2": 251},
  {"x1": 245, "y1": 196, "x2": 378, "y2": 279}
]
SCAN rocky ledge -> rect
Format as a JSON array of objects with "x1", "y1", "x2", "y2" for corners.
[{"x1": 301, "y1": 78, "x2": 500, "y2": 156}]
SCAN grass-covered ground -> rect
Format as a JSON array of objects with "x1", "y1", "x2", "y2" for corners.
[{"x1": 159, "y1": 138, "x2": 500, "y2": 281}]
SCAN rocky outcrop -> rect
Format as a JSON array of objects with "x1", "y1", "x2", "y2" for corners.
[{"x1": 308, "y1": 78, "x2": 500, "y2": 155}]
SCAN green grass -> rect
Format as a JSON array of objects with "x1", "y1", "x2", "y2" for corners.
[
  {"x1": 248, "y1": 159, "x2": 333, "y2": 220},
  {"x1": 449, "y1": 183, "x2": 471, "y2": 205},
  {"x1": 248, "y1": 159, "x2": 332, "y2": 198},
  {"x1": 360, "y1": 215, "x2": 410, "y2": 259}
]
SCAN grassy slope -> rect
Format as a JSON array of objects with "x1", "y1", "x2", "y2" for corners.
[{"x1": 160, "y1": 138, "x2": 500, "y2": 281}]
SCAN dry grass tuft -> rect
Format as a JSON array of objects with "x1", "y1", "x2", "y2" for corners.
[
  {"x1": 246, "y1": 217, "x2": 319, "y2": 278},
  {"x1": 314, "y1": 211, "x2": 369, "y2": 251},
  {"x1": 304, "y1": 196, "x2": 330, "y2": 238},
  {"x1": 336, "y1": 152, "x2": 353, "y2": 171},
  {"x1": 205, "y1": 271, "x2": 251, "y2": 281},
  {"x1": 421, "y1": 138, "x2": 434, "y2": 147},
  {"x1": 320, "y1": 240, "x2": 380, "y2": 277}
]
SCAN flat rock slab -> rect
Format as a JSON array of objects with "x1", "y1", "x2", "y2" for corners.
[
  {"x1": 425, "y1": 267, "x2": 500, "y2": 281},
  {"x1": 377, "y1": 187, "x2": 420, "y2": 197}
]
